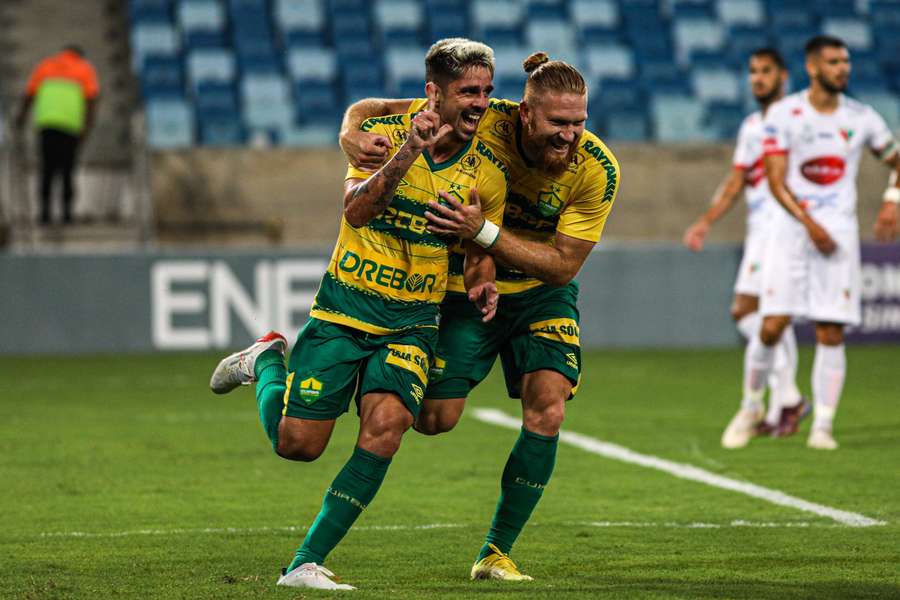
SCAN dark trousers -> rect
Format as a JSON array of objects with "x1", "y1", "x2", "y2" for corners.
[{"x1": 38, "y1": 128, "x2": 80, "y2": 224}]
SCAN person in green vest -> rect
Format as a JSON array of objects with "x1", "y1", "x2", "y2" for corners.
[{"x1": 15, "y1": 45, "x2": 99, "y2": 225}]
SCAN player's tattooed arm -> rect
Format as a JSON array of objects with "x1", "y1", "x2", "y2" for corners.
[
  {"x1": 683, "y1": 168, "x2": 746, "y2": 251},
  {"x1": 340, "y1": 98, "x2": 416, "y2": 172},
  {"x1": 764, "y1": 153, "x2": 837, "y2": 255},
  {"x1": 344, "y1": 103, "x2": 453, "y2": 226},
  {"x1": 874, "y1": 161, "x2": 900, "y2": 242}
]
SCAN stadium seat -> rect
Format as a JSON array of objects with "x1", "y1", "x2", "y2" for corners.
[
  {"x1": 275, "y1": 0, "x2": 325, "y2": 38},
  {"x1": 592, "y1": 78, "x2": 643, "y2": 111},
  {"x1": 295, "y1": 81, "x2": 341, "y2": 119},
  {"x1": 281, "y1": 124, "x2": 339, "y2": 147},
  {"x1": 187, "y1": 49, "x2": 236, "y2": 86},
  {"x1": 870, "y1": 1, "x2": 900, "y2": 27},
  {"x1": 194, "y1": 81, "x2": 239, "y2": 113},
  {"x1": 652, "y1": 94, "x2": 711, "y2": 142},
  {"x1": 131, "y1": 22, "x2": 180, "y2": 71},
  {"x1": 176, "y1": 0, "x2": 226, "y2": 34},
  {"x1": 146, "y1": 98, "x2": 195, "y2": 148},
  {"x1": 385, "y1": 46, "x2": 427, "y2": 94},
  {"x1": 184, "y1": 30, "x2": 227, "y2": 49},
  {"x1": 813, "y1": 0, "x2": 858, "y2": 19},
  {"x1": 374, "y1": 0, "x2": 423, "y2": 47},
  {"x1": 472, "y1": 0, "x2": 524, "y2": 40},
  {"x1": 672, "y1": 18, "x2": 725, "y2": 65},
  {"x1": 692, "y1": 68, "x2": 741, "y2": 103},
  {"x1": 855, "y1": 91, "x2": 900, "y2": 131},
  {"x1": 724, "y1": 26, "x2": 771, "y2": 67},
  {"x1": 584, "y1": 44, "x2": 636, "y2": 80},
  {"x1": 130, "y1": 0, "x2": 172, "y2": 23},
  {"x1": 199, "y1": 118, "x2": 246, "y2": 145},
  {"x1": 427, "y1": 11, "x2": 469, "y2": 42},
  {"x1": 822, "y1": 18, "x2": 872, "y2": 50},
  {"x1": 704, "y1": 101, "x2": 744, "y2": 138},
  {"x1": 141, "y1": 55, "x2": 184, "y2": 98},
  {"x1": 769, "y1": 7, "x2": 814, "y2": 30},
  {"x1": 287, "y1": 47, "x2": 337, "y2": 82},
  {"x1": 602, "y1": 109, "x2": 650, "y2": 141},
  {"x1": 571, "y1": 0, "x2": 619, "y2": 30},
  {"x1": 716, "y1": 0, "x2": 764, "y2": 27},
  {"x1": 525, "y1": 19, "x2": 579, "y2": 64}
]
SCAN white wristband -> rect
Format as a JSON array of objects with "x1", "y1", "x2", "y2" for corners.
[
  {"x1": 884, "y1": 187, "x2": 900, "y2": 204},
  {"x1": 473, "y1": 219, "x2": 500, "y2": 248}
]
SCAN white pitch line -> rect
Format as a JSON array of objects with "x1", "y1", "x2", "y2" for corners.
[
  {"x1": 472, "y1": 408, "x2": 886, "y2": 528},
  {"x1": 36, "y1": 520, "x2": 848, "y2": 540}
]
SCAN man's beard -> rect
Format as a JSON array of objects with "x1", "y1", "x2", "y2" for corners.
[
  {"x1": 817, "y1": 73, "x2": 846, "y2": 94},
  {"x1": 523, "y1": 125, "x2": 578, "y2": 176},
  {"x1": 753, "y1": 85, "x2": 780, "y2": 106}
]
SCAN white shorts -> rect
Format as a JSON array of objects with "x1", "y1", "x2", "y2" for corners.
[
  {"x1": 759, "y1": 222, "x2": 861, "y2": 325},
  {"x1": 733, "y1": 231, "x2": 766, "y2": 296}
]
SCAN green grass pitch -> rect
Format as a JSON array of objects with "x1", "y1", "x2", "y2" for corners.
[{"x1": 1, "y1": 346, "x2": 898, "y2": 599}]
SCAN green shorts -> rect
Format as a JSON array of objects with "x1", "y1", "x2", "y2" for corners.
[
  {"x1": 426, "y1": 281, "x2": 581, "y2": 399},
  {"x1": 283, "y1": 318, "x2": 437, "y2": 420}
]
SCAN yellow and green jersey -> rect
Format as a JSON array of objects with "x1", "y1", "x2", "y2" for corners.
[
  {"x1": 409, "y1": 98, "x2": 620, "y2": 295},
  {"x1": 309, "y1": 113, "x2": 507, "y2": 335}
]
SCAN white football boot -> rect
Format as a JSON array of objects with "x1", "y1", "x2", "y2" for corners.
[
  {"x1": 721, "y1": 406, "x2": 764, "y2": 449},
  {"x1": 209, "y1": 331, "x2": 287, "y2": 394},
  {"x1": 276, "y1": 563, "x2": 356, "y2": 590},
  {"x1": 807, "y1": 428, "x2": 838, "y2": 450}
]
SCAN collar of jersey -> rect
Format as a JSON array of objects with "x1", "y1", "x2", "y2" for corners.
[
  {"x1": 514, "y1": 119, "x2": 535, "y2": 168},
  {"x1": 423, "y1": 138, "x2": 473, "y2": 171}
]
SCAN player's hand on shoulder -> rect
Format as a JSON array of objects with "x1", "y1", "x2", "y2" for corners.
[{"x1": 342, "y1": 130, "x2": 392, "y2": 172}]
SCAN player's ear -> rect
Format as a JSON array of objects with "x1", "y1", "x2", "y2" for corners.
[
  {"x1": 519, "y1": 100, "x2": 531, "y2": 126},
  {"x1": 425, "y1": 82, "x2": 440, "y2": 108}
]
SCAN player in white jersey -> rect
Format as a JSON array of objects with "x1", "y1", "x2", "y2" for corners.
[
  {"x1": 734, "y1": 35, "x2": 900, "y2": 450},
  {"x1": 684, "y1": 49, "x2": 808, "y2": 448}
]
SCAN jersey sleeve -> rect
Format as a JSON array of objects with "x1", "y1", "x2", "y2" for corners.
[
  {"x1": 864, "y1": 106, "x2": 899, "y2": 161},
  {"x1": 346, "y1": 119, "x2": 392, "y2": 181},
  {"x1": 762, "y1": 102, "x2": 790, "y2": 156},
  {"x1": 407, "y1": 98, "x2": 428, "y2": 113},
  {"x1": 557, "y1": 152, "x2": 620, "y2": 243},
  {"x1": 732, "y1": 119, "x2": 751, "y2": 168},
  {"x1": 24, "y1": 60, "x2": 50, "y2": 96}
]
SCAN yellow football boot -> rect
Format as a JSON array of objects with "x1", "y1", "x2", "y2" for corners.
[{"x1": 470, "y1": 544, "x2": 533, "y2": 581}]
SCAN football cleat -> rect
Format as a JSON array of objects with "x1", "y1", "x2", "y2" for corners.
[
  {"x1": 209, "y1": 331, "x2": 287, "y2": 394},
  {"x1": 771, "y1": 397, "x2": 811, "y2": 438},
  {"x1": 276, "y1": 563, "x2": 355, "y2": 590},
  {"x1": 807, "y1": 428, "x2": 838, "y2": 450},
  {"x1": 721, "y1": 406, "x2": 764, "y2": 449},
  {"x1": 471, "y1": 544, "x2": 533, "y2": 581}
]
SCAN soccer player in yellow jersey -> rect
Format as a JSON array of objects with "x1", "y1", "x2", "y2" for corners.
[
  {"x1": 340, "y1": 52, "x2": 620, "y2": 581},
  {"x1": 209, "y1": 38, "x2": 506, "y2": 590}
]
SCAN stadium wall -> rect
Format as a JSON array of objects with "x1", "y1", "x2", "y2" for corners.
[
  {"x1": 3, "y1": 245, "x2": 899, "y2": 355},
  {"x1": 150, "y1": 145, "x2": 893, "y2": 246}
]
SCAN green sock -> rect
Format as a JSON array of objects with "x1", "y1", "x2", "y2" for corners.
[
  {"x1": 478, "y1": 427, "x2": 558, "y2": 561},
  {"x1": 288, "y1": 446, "x2": 391, "y2": 570},
  {"x1": 254, "y1": 349, "x2": 286, "y2": 448}
]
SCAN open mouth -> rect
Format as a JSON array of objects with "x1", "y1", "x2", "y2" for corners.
[{"x1": 460, "y1": 111, "x2": 482, "y2": 130}]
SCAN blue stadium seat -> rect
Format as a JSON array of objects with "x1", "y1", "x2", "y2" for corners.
[
  {"x1": 374, "y1": 0, "x2": 423, "y2": 47},
  {"x1": 343, "y1": 83, "x2": 387, "y2": 104},
  {"x1": 141, "y1": 56, "x2": 184, "y2": 98},
  {"x1": 472, "y1": 0, "x2": 524, "y2": 41},
  {"x1": 600, "y1": 109, "x2": 650, "y2": 141},
  {"x1": 177, "y1": 0, "x2": 226, "y2": 33},
  {"x1": 130, "y1": 0, "x2": 172, "y2": 23},
  {"x1": 146, "y1": 98, "x2": 195, "y2": 148},
  {"x1": 640, "y1": 58, "x2": 687, "y2": 87},
  {"x1": 823, "y1": 18, "x2": 872, "y2": 51},
  {"x1": 281, "y1": 125, "x2": 339, "y2": 147},
  {"x1": 571, "y1": 0, "x2": 619, "y2": 30},
  {"x1": 492, "y1": 46, "x2": 528, "y2": 98},
  {"x1": 585, "y1": 44, "x2": 636, "y2": 80},
  {"x1": 427, "y1": 11, "x2": 469, "y2": 42},
  {"x1": 672, "y1": 18, "x2": 726, "y2": 65},
  {"x1": 870, "y1": 1, "x2": 900, "y2": 27},
  {"x1": 194, "y1": 81, "x2": 239, "y2": 113},
  {"x1": 295, "y1": 81, "x2": 341, "y2": 119},
  {"x1": 185, "y1": 30, "x2": 227, "y2": 48},
  {"x1": 692, "y1": 68, "x2": 741, "y2": 103},
  {"x1": 187, "y1": 48, "x2": 236, "y2": 86},
  {"x1": 813, "y1": 0, "x2": 858, "y2": 18},
  {"x1": 651, "y1": 94, "x2": 712, "y2": 142},
  {"x1": 525, "y1": 19, "x2": 578, "y2": 64},
  {"x1": 769, "y1": 7, "x2": 814, "y2": 30},
  {"x1": 275, "y1": 0, "x2": 325, "y2": 39},
  {"x1": 672, "y1": 2, "x2": 713, "y2": 21},
  {"x1": 288, "y1": 47, "x2": 338, "y2": 82},
  {"x1": 199, "y1": 118, "x2": 246, "y2": 145},
  {"x1": 385, "y1": 46, "x2": 427, "y2": 94},
  {"x1": 716, "y1": 0, "x2": 764, "y2": 27},
  {"x1": 131, "y1": 22, "x2": 180, "y2": 71},
  {"x1": 591, "y1": 78, "x2": 643, "y2": 112},
  {"x1": 629, "y1": 30, "x2": 672, "y2": 60},
  {"x1": 704, "y1": 101, "x2": 744, "y2": 138},
  {"x1": 244, "y1": 101, "x2": 294, "y2": 130},
  {"x1": 724, "y1": 26, "x2": 771, "y2": 67}
]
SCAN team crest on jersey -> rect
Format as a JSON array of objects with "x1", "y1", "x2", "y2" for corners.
[
  {"x1": 393, "y1": 129, "x2": 408, "y2": 145},
  {"x1": 839, "y1": 128, "x2": 854, "y2": 142},
  {"x1": 567, "y1": 152, "x2": 585, "y2": 174},
  {"x1": 445, "y1": 182, "x2": 466, "y2": 203},
  {"x1": 536, "y1": 184, "x2": 564, "y2": 216},
  {"x1": 493, "y1": 119, "x2": 514, "y2": 137},
  {"x1": 800, "y1": 124, "x2": 816, "y2": 144}
]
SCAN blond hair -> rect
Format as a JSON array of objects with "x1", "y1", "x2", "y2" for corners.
[
  {"x1": 522, "y1": 52, "x2": 586, "y2": 102},
  {"x1": 425, "y1": 38, "x2": 495, "y2": 86}
]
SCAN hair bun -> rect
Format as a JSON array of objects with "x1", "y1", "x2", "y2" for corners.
[{"x1": 523, "y1": 52, "x2": 550, "y2": 74}]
